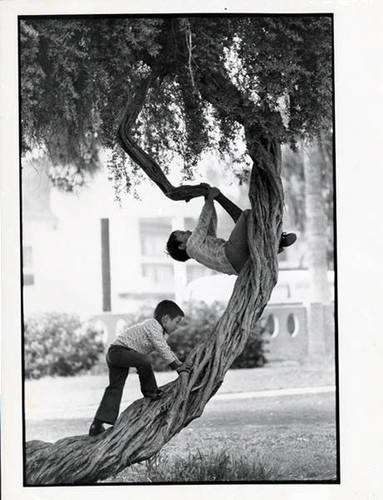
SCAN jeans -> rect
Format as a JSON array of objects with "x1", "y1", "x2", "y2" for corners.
[
  {"x1": 224, "y1": 209, "x2": 251, "y2": 273},
  {"x1": 94, "y1": 345, "x2": 158, "y2": 424}
]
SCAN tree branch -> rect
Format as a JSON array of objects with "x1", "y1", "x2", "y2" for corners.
[
  {"x1": 116, "y1": 71, "x2": 248, "y2": 215},
  {"x1": 117, "y1": 73, "x2": 209, "y2": 202}
]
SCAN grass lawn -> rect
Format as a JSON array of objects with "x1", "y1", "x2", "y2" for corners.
[
  {"x1": 25, "y1": 360, "x2": 336, "y2": 422},
  {"x1": 102, "y1": 391, "x2": 337, "y2": 483},
  {"x1": 103, "y1": 426, "x2": 337, "y2": 483},
  {"x1": 25, "y1": 362, "x2": 338, "y2": 483}
]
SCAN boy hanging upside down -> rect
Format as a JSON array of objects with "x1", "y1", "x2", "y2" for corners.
[{"x1": 166, "y1": 186, "x2": 297, "y2": 275}]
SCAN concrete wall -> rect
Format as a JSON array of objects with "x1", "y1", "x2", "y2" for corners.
[
  {"x1": 91, "y1": 302, "x2": 317, "y2": 364},
  {"x1": 262, "y1": 303, "x2": 309, "y2": 362}
]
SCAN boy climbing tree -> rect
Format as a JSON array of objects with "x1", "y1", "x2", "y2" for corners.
[
  {"x1": 89, "y1": 300, "x2": 188, "y2": 437},
  {"x1": 166, "y1": 185, "x2": 297, "y2": 275}
]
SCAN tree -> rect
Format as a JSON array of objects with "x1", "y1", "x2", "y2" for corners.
[
  {"x1": 282, "y1": 135, "x2": 334, "y2": 358},
  {"x1": 302, "y1": 138, "x2": 334, "y2": 358},
  {"x1": 21, "y1": 15, "x2": 333, "y2": 484},
  {"x1": 282, "y1": 134, "x2": 334, "y2": 269}
]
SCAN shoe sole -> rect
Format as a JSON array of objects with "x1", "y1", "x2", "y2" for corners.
[{"x1": 281, "y1": 234, "x2": 297, "y2": 247}]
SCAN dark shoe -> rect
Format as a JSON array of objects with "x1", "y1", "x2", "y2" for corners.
[
  {"x1": 144, "y1": 389, "x2": 163, "y2": 400},
  {"x1": 279, "y1": 232, "x2": 297, "y2": 251},
  {"x1": 89, "y1": 422, "x2": 105, "y2": 437}
]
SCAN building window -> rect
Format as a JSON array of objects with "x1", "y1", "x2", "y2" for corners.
[
  {"x1": 142, "y1": 263, "x2": 174, "y2": 287},
  {"x1": 186, "y1": 264, "x2": 216, "y2": 284},
  {"x1": 23, "y1": 245, "x2": 34, "y2": 286},
  {"x1": 139, "y1": 218, "x2": 172, "y2": 257},
  {"x1": 139, "y1": 218, "x2": 174, "y2": 290}
]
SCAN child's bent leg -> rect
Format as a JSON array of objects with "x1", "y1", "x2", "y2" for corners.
[
  {"x1": 130, "y1": 353, "x2": 159, "y2": 397},
  {"x1": 224, "y1": 209, "x2": 251, "y2": 273},
  {"x1": 94, "y1": 346, "x2": 159, "y2": 425},
  {"x1": 111, "y1": 348, "x2": 158, "y2": 396},
  {"x1": 94, "y1": 362, "x2": 129, "y2": 425}
]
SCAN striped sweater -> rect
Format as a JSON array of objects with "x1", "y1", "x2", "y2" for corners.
[{"x1": 111, "y1": 318, "x2": 180, "y2": 365}]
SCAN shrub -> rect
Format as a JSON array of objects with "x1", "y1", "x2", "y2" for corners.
[
  {"x1": 24, "y1": 311, "x2": 105, "y2": 379},
  {"x1": 126, "y1": 301, "x2": 268, "y2": 371},
  {"x1": 230, "y1": 322, "x2": 268, "y2": 369}
]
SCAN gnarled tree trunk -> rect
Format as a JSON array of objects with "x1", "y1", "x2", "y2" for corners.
[{"x1": 25, "y1": 74, "x2": 284, "y2": 485}]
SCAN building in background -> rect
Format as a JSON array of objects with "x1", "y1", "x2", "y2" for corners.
[{"x1": 22, "y1": 155, "x2": 324, "y2": 361}]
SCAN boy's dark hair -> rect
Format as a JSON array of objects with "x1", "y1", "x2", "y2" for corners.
[
  {"x1": 154, "y1": 300, "x2": 185, "y2": 323},
  {"x1": 166, "y1": 232, "x2": 190, "y2": 262}
]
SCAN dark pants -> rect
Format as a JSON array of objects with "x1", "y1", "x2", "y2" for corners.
[
  {"x1": 224, "y1": 209, "x2": 251, "y2": 273},
  {"x1": 94, "y1": 345, "x2": 158, "y2": 424},
  {"x1": 213, "y1": 195, "x2": 250, "y2": 273}
]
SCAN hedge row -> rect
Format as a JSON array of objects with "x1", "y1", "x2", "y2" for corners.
[
  {"x1": 24, "y1": 312, "x2": 104, "y2": 379},
  {"x1": 24, "y1": 303, "x2": 268, "y2": 379}
]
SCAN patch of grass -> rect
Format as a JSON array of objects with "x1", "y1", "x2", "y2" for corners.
[
  {"x1": 103, "y1": 423, "x2": 337, "y2": 483},
  {"x1": 105, "y1": 447, "x2": 282, "y2": 483},
  {"x1": 148, "y1": 448, "x2": 276, "y2": 482}
]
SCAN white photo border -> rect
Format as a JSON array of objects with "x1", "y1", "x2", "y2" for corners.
[{"x1": 1, "y1": 0, "x2": 383, "y2": 498}]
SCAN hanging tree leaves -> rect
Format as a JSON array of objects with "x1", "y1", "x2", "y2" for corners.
[{"x1": 20, "y1": 15, "x2": 332, "y2": 190}]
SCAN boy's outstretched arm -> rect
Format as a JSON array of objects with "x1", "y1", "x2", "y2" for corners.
[{"x1": 199, "y1": 183, "x2": 243, "y2": 222}]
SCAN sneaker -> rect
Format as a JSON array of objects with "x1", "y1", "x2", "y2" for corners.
[
  {"x1": 89, "y1": 422, "x2": 105, "y2": 437},
  {"x1": 280, "y1": 232, "x2": 297, "y2": 249},
  {"x1": 144, "y1": 389, "x2": 163, "y2": 400}
]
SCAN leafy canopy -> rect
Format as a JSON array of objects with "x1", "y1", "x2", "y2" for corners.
[{"x1": 20, "y1": 15, "x2": 333, "y2": 190}]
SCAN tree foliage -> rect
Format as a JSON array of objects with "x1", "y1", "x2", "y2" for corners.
[{"x1": 20, "y1": 15, "x2": 333, "y2": 191}]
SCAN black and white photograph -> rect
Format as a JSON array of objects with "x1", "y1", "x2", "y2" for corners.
[{"x1": 1, "y1": 1, "x2": 383, "y2": 499}]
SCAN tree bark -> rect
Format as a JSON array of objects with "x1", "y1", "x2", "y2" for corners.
[{"x1": 25, "y1": 74, "x2": 284, "y2": 485}]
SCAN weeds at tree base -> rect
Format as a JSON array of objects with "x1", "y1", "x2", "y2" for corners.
[{"x1": 106, "y1": 447, "x2": 279, "y2": 483}]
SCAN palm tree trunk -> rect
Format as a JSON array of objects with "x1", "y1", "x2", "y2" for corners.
[{"x1": 302, "y1": 139, "x2": 332, "y2": 358}]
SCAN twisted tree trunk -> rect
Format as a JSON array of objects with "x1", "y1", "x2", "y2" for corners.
[{"x1": 25, "y1": 74, "x2": 284, "y2": 485}]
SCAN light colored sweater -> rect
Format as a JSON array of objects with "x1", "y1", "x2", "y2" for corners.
[
  {"x1": 186, "y1": 198, "x2": 237, "y2": 275},
  {"x1": 111, "y1": 318, "x2": 180, "y2": 365}
]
